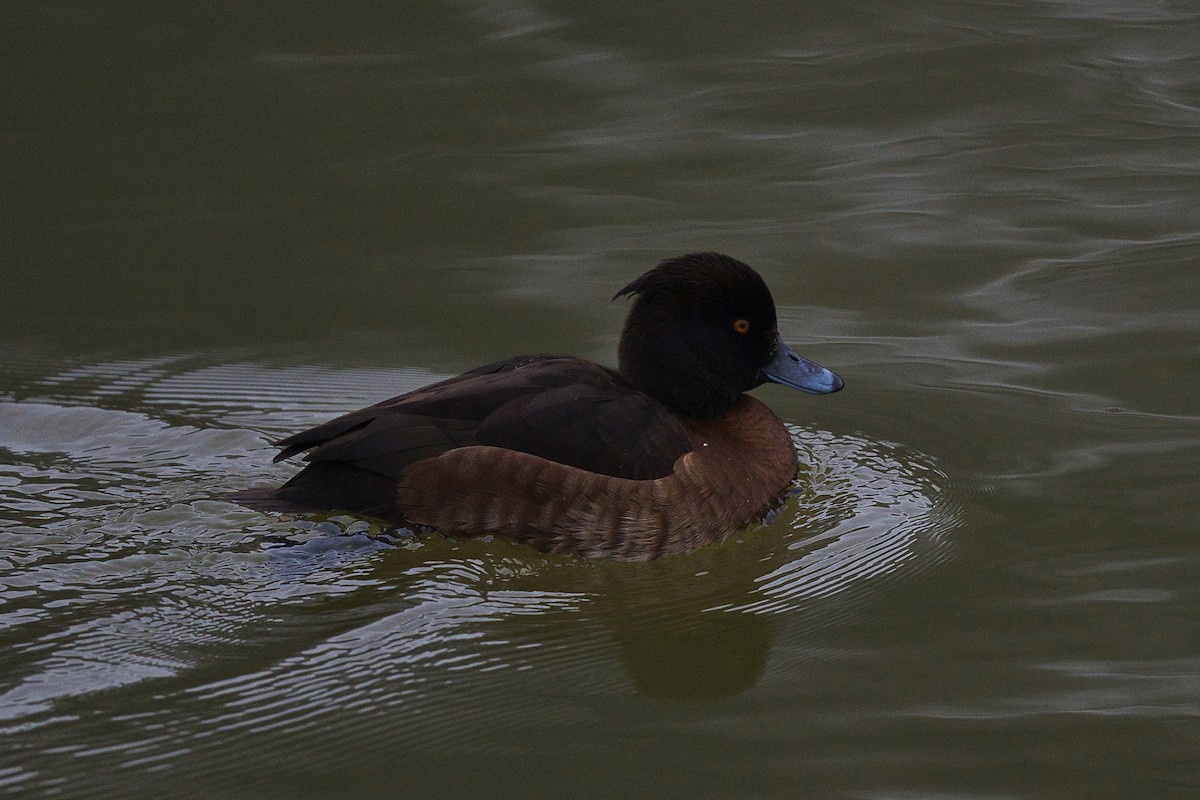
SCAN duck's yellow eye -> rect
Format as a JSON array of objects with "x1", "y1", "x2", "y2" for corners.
[{"x1": 732, "y1": 319, "x2": 751, "y2": 334}]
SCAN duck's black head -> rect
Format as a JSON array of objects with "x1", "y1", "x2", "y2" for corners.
[{"x1": 614, "y1": 252, "x2": 843, "y2": 418}]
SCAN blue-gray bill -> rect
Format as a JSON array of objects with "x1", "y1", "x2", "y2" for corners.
[{"x1": 761, "y1": 338, "x2": 844, "y2": 395}]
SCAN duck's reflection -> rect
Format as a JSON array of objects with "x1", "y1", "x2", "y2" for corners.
[{"x1": 608, "y1": 603, "x2": 772, "y2": 703}]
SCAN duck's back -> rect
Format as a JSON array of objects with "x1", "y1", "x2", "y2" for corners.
[{"x1": 236, "y1": 355, "x2": 694, "y2": 519}]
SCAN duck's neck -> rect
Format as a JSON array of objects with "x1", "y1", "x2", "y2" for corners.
[{"x1": 619, "y1": 361, "x2": 742, "y2": 419}]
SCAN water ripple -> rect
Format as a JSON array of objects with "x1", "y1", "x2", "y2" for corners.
[{"x1": 0, "y1": 353, "x2": 957, "y2": 756}]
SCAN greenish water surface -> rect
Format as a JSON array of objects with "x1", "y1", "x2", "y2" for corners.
[{"x1": 2, "y1": 2, "x2": 1198, "y2": 798}]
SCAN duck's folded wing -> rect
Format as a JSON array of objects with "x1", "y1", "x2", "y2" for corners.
[
  {"x1": 474, "y1": 386, "x2": 690, "y2": 480},
  {"x1": 271, "y1": 355, "x2": 691, "y2": 482},
  {"x1": 270, "y1": 355, "x2": 549, "y2": 462}
]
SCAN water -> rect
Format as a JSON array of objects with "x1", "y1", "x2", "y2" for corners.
[{"x1": 2, "y1": 2, "x2": 1198, "y2": 798}]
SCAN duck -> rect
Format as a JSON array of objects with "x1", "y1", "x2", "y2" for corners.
[{"x1": 233, "y1": 252, "x2": 843, "y2": 560}]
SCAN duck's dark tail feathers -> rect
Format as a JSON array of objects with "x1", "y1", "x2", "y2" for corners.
[
  {"x1": 230, "y1": 463, "x2": 403, "y2": 519},
  {"x1": 227, "y1": 487, "x2": 317, "y2": 514}
]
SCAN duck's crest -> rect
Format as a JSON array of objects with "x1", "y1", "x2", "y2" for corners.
[{"x1": 613, "y1": 252, "x2": 770, "y2": 305}]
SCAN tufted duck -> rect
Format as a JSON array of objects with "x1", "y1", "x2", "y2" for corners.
[{"x1": 233, "y1": 252, "x2": 842, "y2": 559}]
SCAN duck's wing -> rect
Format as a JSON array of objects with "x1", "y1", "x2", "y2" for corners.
[
  {"x1": 272, "y1": 355, "x2": 692, "y2": 482},
  {"x1": 271, "y1": 355, "x2": 545, "y2": 463}
]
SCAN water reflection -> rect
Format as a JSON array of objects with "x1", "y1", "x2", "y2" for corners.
[{"x1": 611, "y1": 608, "x2": 772, "y2": 702}]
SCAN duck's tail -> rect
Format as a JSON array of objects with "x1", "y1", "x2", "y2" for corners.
[
  {"x1": 230, "y1": 463, "x2": 403, "y2": 519},
  {"x1": 227, "y1": 487, "x2": 316, "y2": 514}
]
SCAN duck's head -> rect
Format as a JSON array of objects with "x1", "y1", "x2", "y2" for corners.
[{"x1": 614, "y1": 252, "x2": 843, "y2": 418}]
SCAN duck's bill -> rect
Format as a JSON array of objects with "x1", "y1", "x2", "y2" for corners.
[{"x1": 761, "y1": 339, "x2": 844, "y2": 395}]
